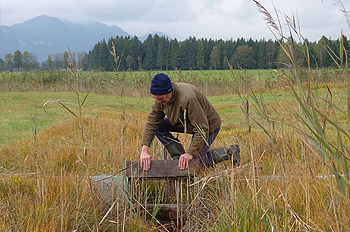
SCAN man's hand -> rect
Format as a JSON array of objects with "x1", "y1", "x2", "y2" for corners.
[
  {"x1": 140, "y1": 145, "x2": 153, "y2": 171},
  {"x1": 178, "y1": 153, "x2": 193, "y2": 169}
]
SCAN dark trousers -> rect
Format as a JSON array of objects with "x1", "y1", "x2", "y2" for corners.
[{"x1": 155, "y1": 117, "x2": 220, "y2": 167}]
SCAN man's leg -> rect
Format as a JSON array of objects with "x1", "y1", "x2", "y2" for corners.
[
  {"x1": 209, "y1": 144, "x2": 240, "y2": 167},
  {"x1": 155, "y1": 117, "x2": 184, "y2": 145},
  {"x1": 193, "y1": 127, "x2": 221, "y2": 168},
  {"x1": 155, "y1": 117, "x2": 186, "y2": 159}
]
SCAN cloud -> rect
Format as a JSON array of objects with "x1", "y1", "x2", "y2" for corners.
[{"x1": 1, "y1": 0, "x2": 350, "y2": 41}]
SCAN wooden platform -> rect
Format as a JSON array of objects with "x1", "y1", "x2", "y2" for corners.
[{"x1": 124, "y1": 159, "x2": 201, "y2": 179}]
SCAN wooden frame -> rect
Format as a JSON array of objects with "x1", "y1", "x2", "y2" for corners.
[{"x1": 124, "y1": 159, "x2": 201, "y2": 179}]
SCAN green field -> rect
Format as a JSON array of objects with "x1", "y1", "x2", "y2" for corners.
[
  {"x1": 0, "y1": 86, "x2": 300, "y2": 146},
  {"x1": 0, "y1": 92, "x2": 153, "y2": 145},
  {"x1": 1, "y1": 69, "x2": 350, "y2": 231},
  {"x1": 0, "y1": 69, "x2": 285, "y2": 145}
]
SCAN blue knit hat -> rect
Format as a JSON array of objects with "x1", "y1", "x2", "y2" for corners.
[{"x1": 150, "y1": 73, "x2": 173, "y2": 95}]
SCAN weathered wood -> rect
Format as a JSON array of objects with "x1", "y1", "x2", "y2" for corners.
[
  {"x1": 90, "y1": 174, "x2": 127, "y2": 205},
  {"x1": 125, "y1": 159, "x2": 201, "y2": 179}
]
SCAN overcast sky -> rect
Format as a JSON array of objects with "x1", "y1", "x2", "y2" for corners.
[{"x1": 1, "y1": 0, "x2": 350, "y2": 42}]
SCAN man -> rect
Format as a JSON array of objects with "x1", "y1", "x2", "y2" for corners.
[{"x1": 140, "y1": 73, "x2": 240, "y2": 171}]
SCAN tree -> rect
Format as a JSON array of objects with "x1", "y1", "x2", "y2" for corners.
[
  {"x1": 30, "y1": 54, "x2": 40, "y2": 70},
  {"x1": 209, "y1": 46, "x2": 220, "y2": 69},
  {"x1": 77, "y1": 51, "x2": 88, "y2": 70},
  {"x1": 316, "y1": 36, "x2": 332, "y2": 67},
  {"x1": 178, "y1": 37, "x2": 197, "y2": 69},
  {"x1": 98, "y1": 40, "x2": 109, "y2": 70},
  {"x1": 170, "y1": 39, "x2": 180, "y2": 70},
  {"x1": 0, "y1": 59, "x2": 4, "y2": 71},
  {"x1": 23, "y1": 51, "x2": 29, "y2": 71},
  {"x1": 216, "y1": 39, "x2": 226, "y2": 69},
  {"x1": 46, "y1": 55, "x2": 53, "y2": 70},
  {"x1": 257, "y1": 41, "x2": 267, "y2": 69},
  {"x1": 4, "y1": 53, "x2": 13, "y2": 71},
  {"x1": 13, "y1": 50, "x2": 23, "y2": 70},
  {"x1": 107, "y1": 38, "x2": 119, "y2": 71},
  {"x1": 63, "y1": 51, "x2": 69, "y2": 69},
  {"x1": 266, "y1": 40, "x2": 279, "y2": 69},
  {"x1": 126, "y1": 55, "x2": 134, "y2": 70},
  {"x1": 277, "y1": 40, "x2": 303, "y2": 68},
  {"x1": 130, "y1": 36, "x2": 143, "y2": 70},
  {"x1": 143, "y1": 34, "x2": 157, "y2": 70},
  {"x1": 91, "y1": 43, "x2": 101, "y2": 70},
  {"x1": 156, "y1": 37, "x2": 169, "y2": 70},
  {"x1": 299, "y1": 40, "x2": 318, "y2": 68},
  {"x1": 53, "y1": 53, "x2": 63, "y2": 70},
  {"x1": 232, "y1": 45, "x2": 255, "y2": 69},
  {"x1": 197, "y1": 39, "x2": 207, "y2": 69}
]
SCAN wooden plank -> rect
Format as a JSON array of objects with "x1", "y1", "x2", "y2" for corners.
[{"x1": 125, "y1": 159, "x2": 201, "y2": 179}]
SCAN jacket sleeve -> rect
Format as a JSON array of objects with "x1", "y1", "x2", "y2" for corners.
[
  {"x1": 141, "y1": 102, "x2": 165, "y2": 147},
  {"x1": 186, "y1": 97, "x2": 209, "y2": 156}
]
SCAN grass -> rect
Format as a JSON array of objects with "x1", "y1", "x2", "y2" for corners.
[
  {"x1": 1, "y1": 64, "x2": 350, "y2": 230},
  {"x1": 1, "y1": 1, "x2": 350, "y2": 230},
  {"x1": 0, "y1": 74, "x2": 349, "y2": 230},
  {"x1": 0, "y1": 92, "x2": 153, "y2": 145},
  {"x1": 0, "y1": 88, "x2": 323, "y2": 147},
  {"x1": 0, "y1": 69, "x2": 287, "y2": 97}
]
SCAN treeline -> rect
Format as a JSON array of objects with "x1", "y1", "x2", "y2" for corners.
[
  {"x1": 1, "y1": 34, "x2": 348, "y2": 72},
  {"x1": 2, "y1": 50, "x2": 40, "y2": 71},
  {"x1": 87, "y1": 34, "x2": 348, "y2": 71},
  {"x1": 1, "y1": 50, "x2": 88, "y2": 71},
  {"x1": 87, "y1": 35, "x2": 280, "y2": 71}
]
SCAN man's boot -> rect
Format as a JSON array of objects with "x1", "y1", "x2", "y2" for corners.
[
  {"x1": 165, "y1": 139, "x2": 185, "y2": 160},
  {"x1": 209, "y1": 144, "x2": 240, "y2": 167}
]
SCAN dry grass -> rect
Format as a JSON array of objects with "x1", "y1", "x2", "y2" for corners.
[
  {"x1": 0, "y1": 104, "x2": 348, "y2": 231},
  {"x1": 1, "y1": 0, "x2": 350, "y2": 230}
]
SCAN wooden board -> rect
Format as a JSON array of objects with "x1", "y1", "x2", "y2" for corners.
[{"x1": 124, "y1": 160, "x2": 201, "y2": 179}]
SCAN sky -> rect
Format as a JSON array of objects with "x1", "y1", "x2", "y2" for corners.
[{"x1": 1, "y1": 0, "x2": 350, "y2": 42}]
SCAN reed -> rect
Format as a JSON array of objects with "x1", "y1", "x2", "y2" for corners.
[{"x1": 1, "y1": 1, "x2": 350, "y2": 231}]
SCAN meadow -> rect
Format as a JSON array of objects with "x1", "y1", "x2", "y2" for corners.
[
  {"x1": 0, "y1": 65, "x2": 349, "y2": 231},
  {"x1": 0, "y1": 69, "x2": 284, "y2": 96},
  {"x1": 2, "y1": 0, "x2": 350, "y2": 230}
]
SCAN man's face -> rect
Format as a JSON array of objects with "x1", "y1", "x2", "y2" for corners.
[{"x1": 152, "y1": 92, "x2": 172, "y2": 104}]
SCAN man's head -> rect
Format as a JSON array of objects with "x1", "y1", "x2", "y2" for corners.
[{"x1": 150, "y1": 73, "x2": 173, "y2": 104}]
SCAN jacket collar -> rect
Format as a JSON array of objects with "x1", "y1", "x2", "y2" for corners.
[{"x1": 167, "y1": 82, "x2": 177, "y2": 104}]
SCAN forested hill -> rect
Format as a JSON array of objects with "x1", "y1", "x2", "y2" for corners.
[
  {"x1": 85, "y1": 35, "x2": 346, "y2": 71},
  {"x1": 0, "y1": 15, "x2": 131, "y2": 61}
]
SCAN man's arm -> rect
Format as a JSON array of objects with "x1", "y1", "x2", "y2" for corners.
[
  {"x1": 140, "y1": 102, "x2": 165, "y2": 171},
  {"x1": 177, "y1": 95, "x2": 211, "y2": 169},
  {"x1": 141, "y1": 103, "x2": 165, "y2": 148},
  {"x1": 186, "y1": 97, "x2": 209, "y2": 155}
]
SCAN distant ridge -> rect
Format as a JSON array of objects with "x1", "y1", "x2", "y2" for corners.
[
  {"x1": 0, "y1": 15, "x2": 169, "y2": 61},
  {"x1": 138, "y1": 31, "x2": 170, "y2": 42}
]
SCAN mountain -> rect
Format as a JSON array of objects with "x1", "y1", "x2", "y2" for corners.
[
  {"x1": 138, "y1": 31, "x2": 170, "y2": 42},
  {"x1": 0, "y1": 15, "x2": 169, "y2": 61}
]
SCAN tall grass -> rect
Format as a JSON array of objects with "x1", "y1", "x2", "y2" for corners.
[
  {"x1": 1, "y1": 1, "x2": 350, "y2": 231},
  {"x1": 254, "y1": 0, "x2": 350, "y2": 205},
  {"x1": 2, "y1": 69, "x2": 347, "y2": 97}
]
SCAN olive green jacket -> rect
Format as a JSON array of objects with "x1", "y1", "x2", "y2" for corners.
[{"x1": 141, "y1": 82, "x2": 221, "y2": 156}]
